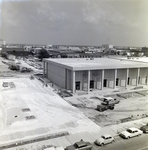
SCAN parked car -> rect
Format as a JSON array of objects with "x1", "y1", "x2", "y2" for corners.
[
  {"x1": 140, "y1": 123, "x2": 148, "y2": 133},
  {"x1": 94, "y1": 134, "x2": 115, "y2": 146},
  {"x1": 101, "y1": 97, "x2": 120, "y2": 105},
  {"x1": 119, "y1": 127, "x2": 143, "y2": 139},
  {"x1": 65, "y1": 140, "x2": 93, "y2": 150},
  {"x1": 44, "y1": 146, "x2": 64, "y2": 150}
]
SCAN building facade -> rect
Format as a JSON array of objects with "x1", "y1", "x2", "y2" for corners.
[{"x1": 43, "y1": 58, "x2": 148, "y2": 93}]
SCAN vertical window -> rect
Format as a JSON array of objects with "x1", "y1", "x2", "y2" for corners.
[
  {"x1": 138, "y1": 77, "x2": 140, "y2": 84},
  {"x1": 116, "y1": 78, "x2": 119, "y2": 86},
  {"x1": 75, "y1": 81, "x2": 80, "y2": 90},
  {"x1": 127, "y1": 77, "x2": 130, "y2": 85},
  {"x1": 103, "y1": 79, "x2": 107, "y2": 87},
  {"x1": 90, "y1": 80, "x2": 94, "y2": 89}
]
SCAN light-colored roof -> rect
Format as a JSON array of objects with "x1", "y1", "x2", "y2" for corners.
[
  {"x1": 128, "y1": 127, "x2": 139, "y2": 131},
  {"x1": 44, "y1": 58, "x2": 148, "y2": 71},
  {"x1": 104, "y1": 97, "x2": 113, "y2": 100},
  {"x1": 102, "y1": 134, "x2": 112, "y2": 138},
  {"x1": 44, "y1": 147, "x2": 55, "y2": 150}
]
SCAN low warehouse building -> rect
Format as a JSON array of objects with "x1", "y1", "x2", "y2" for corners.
[{"x1": 43, "y1": 58, "x2": 148, "y2": 93}]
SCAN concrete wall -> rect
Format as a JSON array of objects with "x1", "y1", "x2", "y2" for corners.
[
  {"x1": 104, "y1": 69, "x2": 115, "y2": 88},
  {"x1": 2, "y1": 47, "x2": 24, "y2": 52},
  {"x1": 75, "y1": 70, "x2": 102, "y2": 90},
  {"x1": 47, "y1": 62, "x2": 66, "y2": 89},
  {"x1": 75, "y1": 71, "x2": 84, "y2": 90},
  {"x1": 129, "y1": 68, "x2": 138, "y2": 86},
  {"x1": 66, "y1": 69, "x2": 72, "y2": 90},
  {"x1": 91, "y1": 70, "x2": 102, "y2": 89},
  {"x1": 139, "y1": 68, "x2": 148, "y2": 85},
  {"x1": 117, "y1": 69, "x2": 127, "y2": 87}
]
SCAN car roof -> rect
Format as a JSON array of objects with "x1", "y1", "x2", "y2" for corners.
[
  {"x1": 75, "y1": 141, "x2": 87, "y2": 147},
  {"x1": 104, "y1": 97, "x2": 113, "y2": 100},
  {"x1": 102, "y1": 134, "x2": 112, "y2": 138},
  {"x1": 128, "y1": 127, "x2": 138, "y2": 131}
]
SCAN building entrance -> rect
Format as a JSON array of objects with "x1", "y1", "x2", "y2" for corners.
[
  {"x1": 103, "y1": 79, "x2": 107, "y2": 87},
  {"x1": 138, "y1": 77, "x2": 140, "y2": 84},
  {"x1": 116, "y1": 78, "x2": 119, "y2": 86},
  {"x1": 90, "y1": 80, "x2": 94, "y2": 89},
  {"x1": 127, "y1": 77, "x2": 130, "y2": 85},
  {"x1": 75, "y1": 81, "x2": 80, "y2": 90}
]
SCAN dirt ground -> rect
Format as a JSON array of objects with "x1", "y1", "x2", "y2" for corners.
[
  {"x1": 64, "y1": 90, "x2": 148, "y2": 127},
  {"x1": 1, "y1": 56, "x2": 148, "y2": 149}
]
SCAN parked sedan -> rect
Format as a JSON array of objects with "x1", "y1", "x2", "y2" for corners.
[
  {"x1": 65, "y1": 139, "x2": 93, "y2": 150},
  {"x1": 140, "y1": 123, "x2": 148, "y2": 133},
  {"x1": 94, "y1": 134, "x2": 115, "y2": 146},
  {"x1": 119, "y1": 127, "x2": 143, "y2": 139}
]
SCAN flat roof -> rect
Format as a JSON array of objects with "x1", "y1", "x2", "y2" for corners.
[{"x1": 44, "y1": 58, "x2": 148, "y2": 71}]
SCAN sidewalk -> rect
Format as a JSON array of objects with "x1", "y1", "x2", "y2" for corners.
[{"x1": 5, "y1": 117, "x2": 148, "y2": 150}]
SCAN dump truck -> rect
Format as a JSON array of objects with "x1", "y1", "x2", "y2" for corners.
[{"x1": 97, "y1": 104, "x2": 114, "y2": 112}]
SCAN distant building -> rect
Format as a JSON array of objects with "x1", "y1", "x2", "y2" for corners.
[
  {"x1": 127, "y1": 50, "x2": 144, "y2": 58},
  {"x1": 2, "y1": 46, "x2": 24, "y2": 53},
  {"x1": 142, "y1": 47, "x2": 148, "y2": 56},
  {"x1": 102, "y1": 44, "x2": 113, "y2": 49},
  {"x1": 47, "y1": 49, "x2": 103, "y2": 58}
]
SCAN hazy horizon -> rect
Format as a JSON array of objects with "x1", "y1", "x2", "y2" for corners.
[{"x1": 0, "y1": 0, "x2": 148, "y2": 47}]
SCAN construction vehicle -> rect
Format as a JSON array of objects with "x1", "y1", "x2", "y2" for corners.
[
  {"x1": 97, "y1": 104, "x2": 114, "y2": 112},
  {"x1": 8, "y1": 64, "x2": 20, "y2": 70},
  {"x1": 101, "y1": 97, "x2": 120, "y2": 105}
]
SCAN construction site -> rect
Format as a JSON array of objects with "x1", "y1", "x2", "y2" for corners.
[{"x1": 0, "y1": 55, "x2": 148, "y2": 150}]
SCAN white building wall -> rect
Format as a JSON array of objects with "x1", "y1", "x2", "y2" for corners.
[
  {"x1": 90, "y1": 70, "x2": 102, "y2": 89},
  {"x1": 75, "y1": 70, "x2": 102, "y2": 90},
  {"x1": 117, "y1": 69, "x2": 127, "y2": 86},
  {"x1": 131, "y1": 78, "x2": 137, "y2": 86},
  {"x1": 66, "y1": 70, "x2": 72, "y2": 90},
  {"x1": 75, "y1": 71, "x2": 84, "y2": 90},
  {"x1": 104, "y1": 69, "x2": 115, "y2": 88},
  {"x1": 129, "y1": 68, "x2": 138, "y2": 85},
  {"x1": 120, "y1": 80, "x2": 126, "y2": 86},
  {"x1": 141, "y1": 78, "x2": 146, "y2": 84},
  {"x1": 47, "y1": 62, "x2": 66, "y2": 88},
  {"x1": 139, "y1": 68, "x2": 148, "y2": 84}
]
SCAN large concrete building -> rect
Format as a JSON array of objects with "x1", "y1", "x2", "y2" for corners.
[{"x1": 43, "y1": 58, "x2": 148, "y2": 93}]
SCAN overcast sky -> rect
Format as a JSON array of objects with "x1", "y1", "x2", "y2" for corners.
[{"x1": 0, "y1": 0, "x2": 148, "y2": 46}]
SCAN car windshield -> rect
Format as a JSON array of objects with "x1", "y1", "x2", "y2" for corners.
[
  {"x1": 127, "y1": 129, "x2": 132, "y2": 133},
  {"x1": 101, "y1": 136, "x2": 106, "y2": 139}
]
